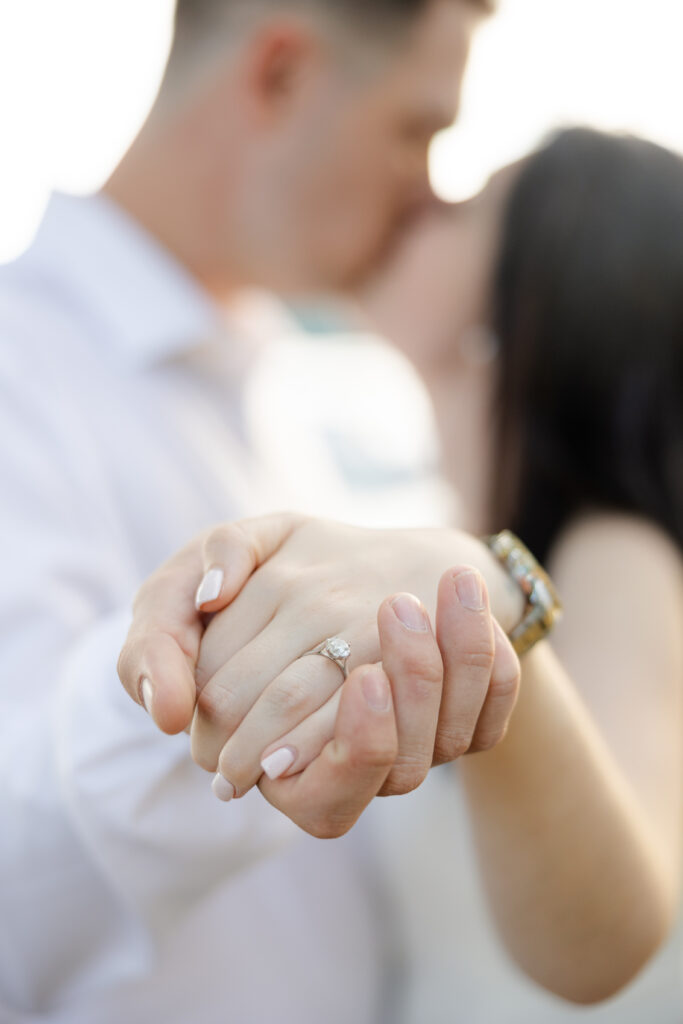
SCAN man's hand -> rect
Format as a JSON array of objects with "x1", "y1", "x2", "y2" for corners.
[
  {"x1": 254, "y1": 576, "x2": 520, "y2": 837},
  {"x1": 117, "y1": 513, "x2": 304, "y2": 734}
]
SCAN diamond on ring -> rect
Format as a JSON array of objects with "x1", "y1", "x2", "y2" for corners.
[
  {"x1": 322, "y1": 637, "x2": 351, "y2": 661},
  {"x1": 303, "y1": 636, "x2": 352, "y2": 679}
]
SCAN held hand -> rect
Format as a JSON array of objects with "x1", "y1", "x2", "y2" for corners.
[
  {"x1": 190, "y1": 516, "x2": 522, "y2": 778},
  {"x1": 220, "y1": 571, "x2": 519, "y2": 838},
  {"x1": 117, "y1": 512, "x2": 522, "y2": 832},
  {"x1": 217, "y1": 571, "x2": 521, "y2": 814}
]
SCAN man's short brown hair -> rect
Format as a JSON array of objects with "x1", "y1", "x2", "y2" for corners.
[
  {"x1": 173, "y1": 0, "x2": 493, "y2": 44},
  {"x1": 166, "y1": 0, "x2": 493, "y2": 95}
]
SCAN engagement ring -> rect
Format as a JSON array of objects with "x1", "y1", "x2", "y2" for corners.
[{"x1": 303, "y1": 636, "x2": 352, "y2": 679}]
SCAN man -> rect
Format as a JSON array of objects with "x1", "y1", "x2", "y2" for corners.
[{"x1": 0, "y1": 3, "x2": 509, "y2": 1022}]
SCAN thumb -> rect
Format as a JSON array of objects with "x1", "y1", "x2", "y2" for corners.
[
  {"x1": 194, "y1": 512, "x2": 305, "y2": 612},
  {"x1": 118, "y1": 513, "x2": 304, "y2": 735}
]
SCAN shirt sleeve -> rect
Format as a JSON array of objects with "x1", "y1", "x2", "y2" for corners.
[{"x1": 0, "y1": 341, "x2": 298, "y2": 990}]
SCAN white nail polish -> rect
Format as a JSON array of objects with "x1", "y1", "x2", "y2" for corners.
[
  {"x1": 140, "y1": 677, "x2": 154, "y2": 715},
  {"x1": 261, "y1": 747, "x2": 296, "y2": 781},
  {"x1": 195, "y1": 568, "x2": 224, "y2": 610},
  {"x1": 212, "y1": 774, "x2": 235, "y2": 803}
]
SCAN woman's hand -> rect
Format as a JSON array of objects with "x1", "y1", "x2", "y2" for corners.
[{"x1": 188, "y1": 515, "x2": 521, "y2": 777}]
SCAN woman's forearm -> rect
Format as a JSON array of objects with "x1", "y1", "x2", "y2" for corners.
[{"x1": 461, "y1": 641, "x2": 677, "y2": 1004}]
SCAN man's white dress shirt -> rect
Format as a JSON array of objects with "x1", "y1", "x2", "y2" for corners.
[{"x1": 1, "y1": 193, "x2": 681, "y2": 1024}]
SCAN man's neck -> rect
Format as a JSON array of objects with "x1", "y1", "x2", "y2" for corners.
[{"x1": 104, "y1": 115, "x2": 242, "y2": 301}]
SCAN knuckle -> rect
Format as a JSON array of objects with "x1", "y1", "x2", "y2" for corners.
[
  {"x1": 259, "y1": 562, "x2": 298, "y2": 602},
  {"x1": 334, "y1": 731, "x2": 396, "y2": 774},
  {"x1": 195, "y1": 682, "x2": 240, "y2": 735},
  {"x1": 339, "y1": 737, "x2": 397, "y2": 774},
  {"x1": 434, "y1": 730, "x2": 472, "y2": 764},
  {"x1": 264, "y1": 674, "x2": 311, "y2": 717},
  {"x1": 381, "y1": 761, "x2": 429, "y2": 797},
  {"x1": 357, "y1": 739, "x2": 398, "y2": 771},
  {"x1": 379, "y1": 778, "x2": 405, "y2": 798},
  {"x1": 319, "y1": 582, "x2": 354, "y2": 606},
  {"x1": 415, "y1": 660, "x2": 444, "y2": 696},
  {"x1": 396, "y1": 652, "x2": 443, "y2": 696},
  {"x1": 470, "y1": 728, "x2": 506, "y2": 753},
  {"x1": 292, "y1": 580, "x2": 351, "y2": 619},
  {"x1": 461, "y1": 646, "x2": 495, "y2": 674},
  {"x1": 489, "y1": 664, "x2": 521, "y2": 704}
]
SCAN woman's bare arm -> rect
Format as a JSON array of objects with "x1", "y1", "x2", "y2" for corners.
[{"x1": 461, "y1": 514, "x2": 683, "y2": 1003}]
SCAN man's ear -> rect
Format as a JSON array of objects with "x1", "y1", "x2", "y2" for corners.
[{"x1": 240, "y1": 19, "x2": 324, "y2": 123}]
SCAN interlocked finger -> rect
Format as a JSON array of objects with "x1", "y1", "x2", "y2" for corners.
[
  {"x1": 213, "y1": 628, "x2": 378, "y2": 799},
  {"x1": 258, "y1": 689, "x2": 342, "y2": 784},
  {"x1": 258, "y1": 665, "x2": 399, "y2": 839},
  {"x1": 468, "y1": 619, "x2": 521, "y2": 752},
  {"x1": 376, "y1": 593, "x2": 444, "y2": 797},
  {"x1": 433, "y1": 566, "x2": 496, "y2": 765}
]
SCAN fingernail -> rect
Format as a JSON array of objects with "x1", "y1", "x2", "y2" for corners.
[
  {"x1": 261, "y1": 747, "x2": 297, "y2": 781},
  {"x1": 212, "y1": 773, "x2": 235, "y2": 803},
  {"x1": 361, "y1": 668, "x2": 391, "y2": 712},
  {"x1": 454, "y1": 570, "x2": 484, "y2": 611},
  {"x1": 140, "y1": 676, "x2": 154, "y2": 715},
  {"x1": 195, "y1": 568, "x2": 224, "y2": 610},
  {"x1": 391, "y1": 593, "x2": 429, "y2": 632}
]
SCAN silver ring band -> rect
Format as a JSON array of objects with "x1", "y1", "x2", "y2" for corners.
[{"x1": 303, "y1": 636, "x2": 351, "y2": 680}]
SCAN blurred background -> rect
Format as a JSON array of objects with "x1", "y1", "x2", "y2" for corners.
[{"x1": 2, "y1": 0, "x2": 683, "y2": 264}]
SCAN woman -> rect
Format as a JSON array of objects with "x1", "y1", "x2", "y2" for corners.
[
  {"x1": 364, "y1": 124, "x2": 683, "y2": 1011},
  {"x1": 120, "y1": 129, "x2": 683, "y2": 1012}
]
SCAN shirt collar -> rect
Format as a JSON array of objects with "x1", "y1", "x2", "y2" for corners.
[{"x1": 30, "y1": 191, "x2": 231, "y2": 369}]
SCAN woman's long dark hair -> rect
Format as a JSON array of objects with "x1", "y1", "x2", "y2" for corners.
[{"x1": 490, "y1": 127, "x2": 683, "y2": 563}]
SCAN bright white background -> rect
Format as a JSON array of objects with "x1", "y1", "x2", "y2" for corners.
[{"x1": 1, "y1": 0, "x2": 683, "y2": 263}]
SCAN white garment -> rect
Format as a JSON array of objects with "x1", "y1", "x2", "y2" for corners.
[
  {"x1": 0, "y1": 192, "x2": 447, "y2": 1024},
  {"x1": 1, "y1": 191, "x2": 681, "y2": 1024}
]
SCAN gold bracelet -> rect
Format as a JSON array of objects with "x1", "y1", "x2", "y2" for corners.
[{"x1": 484, "y1": 530, "x2": 563, "y2": 657}]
